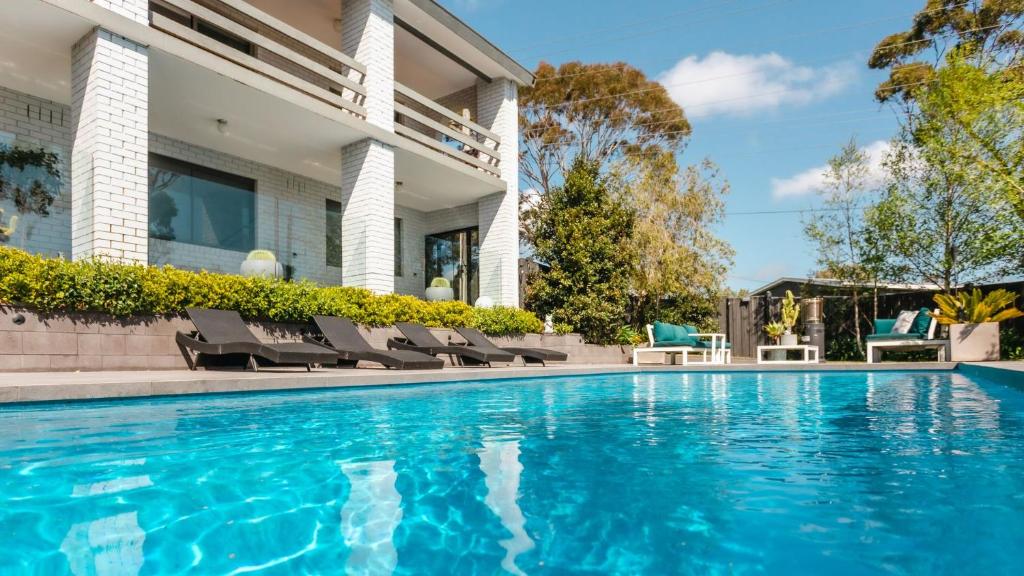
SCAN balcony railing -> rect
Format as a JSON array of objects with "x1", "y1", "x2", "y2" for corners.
[
  {"x1": 394, "y1": 82, "x2": 501, "y2": 177},
  {"x1": 149, "y1": 0, "x2": 368, "y2": 118}
]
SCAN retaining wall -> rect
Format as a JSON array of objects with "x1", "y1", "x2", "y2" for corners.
[{"x1": 0, "y1": 307, "x2": 631, "y2": 371}]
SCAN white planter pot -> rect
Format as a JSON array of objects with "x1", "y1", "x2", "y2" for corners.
[
  {"x1": 425, "y1": 286, "x2": 454, "y2": 302},
  {"x1": 781, "y1": 333, "x2": 798, "y2": 346},
  {"x1": 240, "y1": 259, "x2": 283, "y2": 279},
  {"x1": 949, "y1": 322, "x2": 1000, "y2": 362}
]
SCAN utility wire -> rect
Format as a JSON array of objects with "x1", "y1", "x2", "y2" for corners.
[
  {"x1": 528, "y1": 0, "x2": 975, "y2": 82},
  {"x1": 520, "y1": 23, "x2": 1006, "y2": 113}
]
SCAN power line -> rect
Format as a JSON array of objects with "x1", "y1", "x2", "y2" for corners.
[
  {"x1": 530, "y1": 1, "x2": 974, "y2": 83},
  {"x1": 521, "y1": 23, "x2": 1006, "y2": 113}
]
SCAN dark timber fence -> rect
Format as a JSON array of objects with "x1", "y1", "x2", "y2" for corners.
[{"x1": 719, "y1": 280, "x2": 1024, "y2": 360}]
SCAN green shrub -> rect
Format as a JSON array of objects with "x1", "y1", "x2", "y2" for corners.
[
  {"x1": 0, "y1": 247, "x2": 542, "y2": 335},
  {"x1": 469, "y1": 306, "x2": 544, "y2": 336}
]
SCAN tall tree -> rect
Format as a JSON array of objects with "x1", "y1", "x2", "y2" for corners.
[
  {"x1": 868, "y1": 0, "x2": 1024, "y2": 104},
  {"x1": 911, "y1": 51, "x2": 1024, "y2": 224},
  {"x1": 525, "y1": 158, "x2": 634, "y2": 344},
  {"x1": 865, "y1": 128, "x2": 1020, "y2": 292},
  {"x1": 803, "y1": 139, "x2": 883, "y2": 357},
  {"x1": 613, "y1": 151, "x2": 733, "y2": 327},
  {"x1": 519, "y1": 61, "x2": 690, "y2": 243}
]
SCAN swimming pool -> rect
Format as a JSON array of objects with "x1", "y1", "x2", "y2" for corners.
[{"x1": 1, "y1": 370, "x2": 1022, "y2": 574}]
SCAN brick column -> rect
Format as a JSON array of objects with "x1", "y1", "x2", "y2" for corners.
[
  {"x1": 91, "y1": 0, "x2": 149, "y2": 24},
  {"x1": 477, "y1": 78, "x2": 520, "y2": 307},
  {"x1": 70, "y1": 27, "x2": 149, "y2": 263},
  {"x1": 339, "y1": 0, "x2": 395, "y2": 292}
]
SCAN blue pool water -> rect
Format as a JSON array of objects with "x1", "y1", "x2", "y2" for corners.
[{"x1": 2, "y1": 371, "x2": 1024, "y2": 575}]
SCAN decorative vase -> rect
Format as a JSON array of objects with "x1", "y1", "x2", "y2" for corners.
[
  {"x1": 781, "y1": 333, "x2": 798, "y2": 346},
  {"x1": 474, "y1": 296, "x2": 494, "y2": 308},
  {"x1": 240, "y1": 250, "x2": 283, "y2": 278},
  {"x1": 768, "y1": 346, "x2": 786, "y2": 361},
  {"x1": 949, "y1": 322, "x2": 999, "y2": 362},
  {"x1": 425, "y1": 286, "x2": 454, "y2": 301}
]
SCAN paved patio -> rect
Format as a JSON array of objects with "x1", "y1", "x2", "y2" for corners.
[{"x1": 1, "y1": 360, "x2": 1009, "y2": 404}]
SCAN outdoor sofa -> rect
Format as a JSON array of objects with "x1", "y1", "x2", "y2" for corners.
[
  {"x1": 633, "y1": 321, "x2": 731, "y2": 366},
  {"x1": 388, "y1": 322, "x2": 515, "y2": 366},
  {"x1": 866, "y1": 307, "x2": 950, "y2": 363},
  {"x1": 454, "y1": 326, "x2": 569, "y2": 366},
  {"x1": 176, "y1": 308, "x2": 337, "y2": 371},
  {"x1": 305, "y1": 315, "x2": 444, "y2": 370}
]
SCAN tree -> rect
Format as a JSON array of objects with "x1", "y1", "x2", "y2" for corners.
[
  {"x1": 911, "y1": 51, "x2": 1024, "y2": 225},
  {"x1": 519, "y1": 61, "x2": 690, "y2": 241},
  {"x1": 866, "y1": 129, "x2": 1020, "y2": 292},
  {"x1": 803, "y1": 139, "x2": 883, "y2": 357},
  {"x1": 525, "y1": 158, "x2": 634, "y2": 344},
  {"x1": 868, "y1": 0, "x2": 1024, "y2": 104},
  {"x1": 612, "y1": 151, "x2": 733, "y2": 327}
]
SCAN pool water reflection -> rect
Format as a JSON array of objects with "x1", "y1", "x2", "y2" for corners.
[{"x1": 1, "y1": 371, "x2": 1023, "y2": 574}]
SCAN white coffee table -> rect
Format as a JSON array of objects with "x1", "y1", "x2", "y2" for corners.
[{"x1": 756, "y1": 345, "x2": 819, "y2": 364}]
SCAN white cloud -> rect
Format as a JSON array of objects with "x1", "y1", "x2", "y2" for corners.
[
  {"x1": 657, "y1": 52, "x2": 856, "y2": 119},
  {"x1": 770, "y1": 140, "x2": 891, "y2": 200}
]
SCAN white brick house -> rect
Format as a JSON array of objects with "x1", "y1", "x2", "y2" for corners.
[{"x1": 0, "y1": 0, "x2": 532, "y2": 306}]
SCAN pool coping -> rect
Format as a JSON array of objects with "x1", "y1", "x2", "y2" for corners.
[{"x1": 0, "y1": 360, "x2": 1018, "y2": 405}]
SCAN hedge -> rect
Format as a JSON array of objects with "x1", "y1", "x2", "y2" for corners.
[{"x1": 0, "y1": 247, "x2": 544, "y2": 335}]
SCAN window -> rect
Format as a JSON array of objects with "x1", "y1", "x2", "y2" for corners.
[
  {"x1": 326, "y1": 199, "x2": 342, "y2": 267},
  {"x1": 425, "y1": 227, "x2": 478, "y2": 304},
  {"x1": 394, "y1": 218, "x2": 403, "y2": 276},
  {"x1": 148, "y1": 154, "x2": 256, "y2": 252},
  {"x1": 150, "y1": 1, "x2": 254, "y2": 55}
]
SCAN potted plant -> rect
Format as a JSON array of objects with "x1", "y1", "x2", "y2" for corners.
[
  {"x1": 425, "y1": 277, "x2": 454, "y2": 301},
  {"x1": 764, "y1": 321, "x2": 786, "y2": 360},
  {"x1": 931, "y1": 288, "x2": 1023, "y2": 362},
  {"x1": 780, "y1": 290, "x2": 801, "y2": 346}
]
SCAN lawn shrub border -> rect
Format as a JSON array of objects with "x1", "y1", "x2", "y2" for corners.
[{"x1": 0, "y1": 247, "x2": 543, "y2": 335}]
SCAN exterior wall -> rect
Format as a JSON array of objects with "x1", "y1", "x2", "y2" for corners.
[
  {"x1": 436, "y1": 85, "x2": 478, "y2": 120},
  {"x1": 340, "y1": 139, "x2": 395, "y2": 293},
  {"x1": 149, "y1": 134, "x2": 344, "y2": 285},
  {"x1": 341, "y1": 0, "x2": 395, "y2": 130},
  {"x1": 70, "y1": 27, "x2": 149, "y2": 263},
  {"x1": 0, "y1": 86, "x2": 72, "y2": 258},
  {"x1": 91, "y1": 0, "x2": 149, "y2": 24}
]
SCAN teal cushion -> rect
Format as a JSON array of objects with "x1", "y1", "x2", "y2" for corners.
[
  {"x1": 911, "y1": 307, "x2": 932, "y2": 336},
  {"x1": 694, "y1": 341, "x2": 731, "y2": 349},
  {"x1": 683, "y1": 324, "x2": 699, "y2": 335},
  {"x1": 654, "y1": 338, "x2": 698, "y2": 348},
  {"x1": 652, "y1": 321, "x2": 676, "y2": 343},
  {"x1": 866, "y1": 332, "x2": 925, "y2": 341},
  {"x1": 874, "y1": 318, "x2": 897, "y2": 334}
]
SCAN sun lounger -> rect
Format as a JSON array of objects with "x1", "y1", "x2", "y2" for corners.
[
  {"x1": 867, "y1": 308, "x2": 950, "y2": 363},
  {"x1": 387, "y1": 322, "x2": 515, "y2": 366},
  {"x1": 176, "y1": 308, "x2": 337, "y2": 371},
  {"x1": 305, "y1": 316, "x2": 444, "y2": 370},
  {"x1": 454, "y1": 326, "x2": 568, "y2": 365}
]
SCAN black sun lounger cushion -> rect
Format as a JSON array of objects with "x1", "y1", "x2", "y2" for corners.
[
  {"x1": 387, "y1": 322, "x2": 515, "y2": 366},
  {"x1": 455, "y1": 327, "x2": 569, "y2": 365}
]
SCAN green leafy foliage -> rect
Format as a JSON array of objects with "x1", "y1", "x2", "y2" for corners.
[
  {"x1": 525, "y1": 158, "x2": 634, "y2": 344},
  {"x1": 931, "y1": 288, "x2": 1024, "y2": 324},
  {"x1": 764, "y1": 321, "x2": 786, "y2": 343},
  {"x1": 0, "y1": 247, "x2": 543, "y2": 335},
  {"x1": 780, "y1": 290, "x2": 800, "y2": 331},
  {"x1": 553, "y1": 322, "x2": 574, "y2": 335},
  {"x1": 616, "y1": 325, "x2": 646, "y2": 346}
]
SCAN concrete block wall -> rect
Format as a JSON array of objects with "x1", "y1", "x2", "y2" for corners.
[
  {"x1": 70, "y1": 27, "x2": 149, "y2": 263},
  {"x1": 91, "y1": 0, "x2": 150, "y2": 25},
  {"x1": 0, "y1": 307, "x2": 628, "y2": 372},
  {"x1": 0, "y1": 86, "x2": 72, "y2": 258},
  {"x1": 342, "y1": 0, "x2": 395, "y2": 130}
]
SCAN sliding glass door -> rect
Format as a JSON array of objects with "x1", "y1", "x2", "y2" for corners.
[{"x1": 424, "y1": 227, "x2": 479, "y2": 304}]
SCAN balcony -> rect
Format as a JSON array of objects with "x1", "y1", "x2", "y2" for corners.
[
  {"x1": 148, "y1": 0, "x2": 368, "y2": 119},
  {"x1": 394, "y1": 83, "x2": 501, "y2": 178}
]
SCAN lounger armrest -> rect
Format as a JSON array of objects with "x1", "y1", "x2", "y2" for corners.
[{"x1": 387, "y1": 337, "x2": 418, "y2": 352}]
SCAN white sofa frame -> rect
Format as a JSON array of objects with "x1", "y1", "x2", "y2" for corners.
[
  {"x1": 632, "y1": 324, "x2": 731, "y2": 366},
  {"x1": 866, "y1": 309, "x2": 951, "y2": 363}
]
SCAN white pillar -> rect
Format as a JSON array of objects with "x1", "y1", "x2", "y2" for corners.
[
  {"x1": 70, "y1": 27, "x2": 149, "y2": 263},
  {"x1": 339, "y1": 0, "x2": 396, "y2": 292},
  {"x1": 477, "y1": 78, "x2": 520, "y2": 306}
]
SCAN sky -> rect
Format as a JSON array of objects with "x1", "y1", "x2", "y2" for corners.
[{"x1": 438, "y1": 0, "x2": 915, "y2": 292}]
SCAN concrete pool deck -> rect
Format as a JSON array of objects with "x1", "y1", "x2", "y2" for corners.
[{"x1": 0, "y1": 360, "x2": 1019, "y2": 404}]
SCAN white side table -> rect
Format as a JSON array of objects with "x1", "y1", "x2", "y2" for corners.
[{"x1": 756, "y1": 345, "x2": 819, "y2": 364}]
